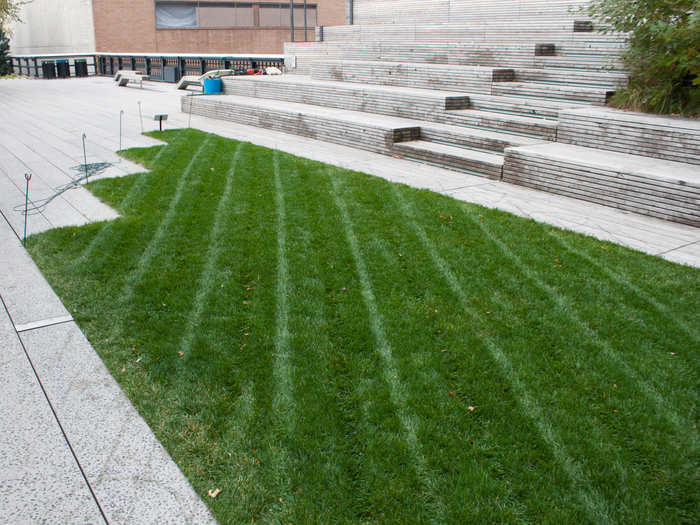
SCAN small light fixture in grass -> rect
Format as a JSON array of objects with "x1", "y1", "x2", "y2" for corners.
[{"x1": 153, "y1": 114, "x2": 168, "y2": 131}]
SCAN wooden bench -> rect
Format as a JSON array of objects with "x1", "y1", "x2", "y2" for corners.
[
  {"x1": 115, "y1": 70, "x2": 149, "y2": 88},
  {"x1": 176, "y1": 75, "x2": 203, "y2": 90},
  {"x1": 113, "y1": 69, "x2": 139, "y2": 81}
]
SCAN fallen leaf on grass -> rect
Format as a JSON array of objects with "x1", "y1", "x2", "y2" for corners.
[
  {"x1": 178, "y1": 351, "x2": 183, "y2": 357},
  {"x1": 208, "y1": 488, "x2": 221, "y2": 498},
  {"x1": 468, "y1": 406, "x2": 476, "y2": 412}
]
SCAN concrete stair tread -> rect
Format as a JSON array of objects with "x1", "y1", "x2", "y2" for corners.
[
  {"x1": 508, "y1": 142, "x2": 700, "y2": 186},
  {"x1": 209, "y1": 94, "x2": 542, "y2": 151},
  {"x1": 514, "y1": 68, "x2": 627, "y2": 89},
  {"x1": 226, "y1": 74, "x2": 472, "y2": 100},
  {"x1": 420, "y1": 122, "x2": 544, "y2": 147},
  {"x1": 504, "y1": 142, "x2": 700, "y2": 225},
  {"x1": 497, "y1": 82, "x2": 612, "y2": 95},
  {"x1": 492, "y1": 81, "x2": 612, "y2": 104},
  {"x1": 246, "y1": 73, "x2": 579, "y2": 114},
  {"x1": 222, "y1": 76, "x2": 557, "y2": 141},
  {"x1": 286, "y1": 41, "x2": 625, "y2": 75},
  {"x1": 318, "y1": 59, "x2": 513, "y2": 73},
  {"x1": 447, "y1": 108, "x2": 559, "y2": 129},
  {"x1": 210, "y1": 94, "x2": 422, "y2": 129},
  {"x1": 312, "y1": 60, "x2": 514, "y2": 95},
  {"x1": 516, "y1": 67, "x2": 628, "y2": 80},
  {"x1": 397, "y1": 140, "x2": 504, "y2": 165},
  {"x1": 561, "y1": 106, "x2": 700, "y2": 132}
]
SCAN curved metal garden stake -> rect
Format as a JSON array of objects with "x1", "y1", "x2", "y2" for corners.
[
  {"x1": 138, "y1": 101, "x2": 144, "y2": 133},
  {"x1": 82, "y1": 133, "x2": 89, "y2": 183},
  {"x1": 23, "y1": 173, "x2": 31, "y2": 246},
  {"x1": 119, "y1": 110, "x2": 124, "y2": 150}
]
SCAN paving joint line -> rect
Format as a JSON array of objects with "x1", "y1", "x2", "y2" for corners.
[
  {"x1": 0, "y1": 293, "x2": 111, "y2": 525},
  {"x1": 655, "y1": 238, "x2": 700, "y2": 256},
  {"x1": 15, "y1": 315, "x2": 74, "y2": 333}
]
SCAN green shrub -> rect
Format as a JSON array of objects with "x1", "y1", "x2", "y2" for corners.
[
  {"x1": 586, "y1": 0, "x2": 699, "y2": 116},
  {"x1": 0, "y1": 27, "x2": 12, "y2": 76}
]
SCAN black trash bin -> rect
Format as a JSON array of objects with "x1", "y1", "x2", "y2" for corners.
[
  {"x1": 56, "y1": 59, "x2": 70, "y2": 78},
  {"x1": 41, "y1": 61, "x2": 56, "y2": 79},
  {"x1": 74, "y1": 59, "x2": 88, "y2": 77}
]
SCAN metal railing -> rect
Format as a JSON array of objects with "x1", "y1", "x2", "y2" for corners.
[
  {"x1": 11, "y1": 54, "x2": 98, "y2": 78},
  {"x1": 10, "y1": 53, "x2": 285, "y2": 82},
  {"x1": 97, "y1": 53, "x2": 284, "y2": 80}
]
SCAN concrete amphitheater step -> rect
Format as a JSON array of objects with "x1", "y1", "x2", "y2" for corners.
[
  {"x1": 514, "y1": 68, "x2": 628, "y2": 89},
  {"x1": 393, "y1": 140, "x2": 504, "y2": 179},
  {"x1": 440, "y1": 109, "x2": 558, "y2": 140},
  {"x1": 491, "y1": 82, "x2": 613, "y2": 104},
  {"x1": 183, "y1": 94, "x2": 535, "y2": 177},
  {"x1": 221, "y1": 76, "x2": 557, "y2": 139},
  {"x1": 311, "y1": 60, "x2": 514, "y2": 94},
  {"x1": 418, "y1": 122, "x2": 543, "y2": 153},
  {"x1": 458, "y1": 93, "x2": 579, "y2": 119},
  {"x1": 532, "y1": 55, "x2": 623, "y2": 71},
  {"x1": 503, "y1": 143, "x2": 700, "y2": 226},
  {"x1": 182, "y1": 95, "x2": 420, "y2": 155},
  {"x1": 285, "y1": 41, "x2": 625, "y2": 74},
  {"x1": 318, "y1": 23, "x2": 629, "y2": 44},
  {"x1": 557, "y1": 107, "x2": 700, "y2": 166}
]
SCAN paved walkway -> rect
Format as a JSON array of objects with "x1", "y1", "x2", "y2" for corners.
[{"x1": 1, "y1": 76, "x2": 698, "y2": 524}]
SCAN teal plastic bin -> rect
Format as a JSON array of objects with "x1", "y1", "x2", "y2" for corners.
[{"x1": 203, "y1": 77, "x2": 222, "y2": 94}]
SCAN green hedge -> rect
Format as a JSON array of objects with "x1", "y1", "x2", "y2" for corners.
[{"x1": 586, "y1": 0, "x2": 699, "y2": 116}]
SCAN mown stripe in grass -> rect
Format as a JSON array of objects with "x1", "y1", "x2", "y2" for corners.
[
  {"x1": 105, "y1": 135, "x2": 216, "y2": 343},
  {"x1": 467, "y1": 213, "x2": 698, "y2": 442},
  {"x1": 337, "y1": 174, "x2": 584, "y2": 522},
  {"x1": 78, "y1": 132, "x2": 196, "y2": 267},
  {"x1": 388, "y1": 184, "x2": 613, "y2": 524},
  {"x1": 264, "y1": 150, "x2": 296, "y2": 518},
  {"x1": 266, "y1": 156, "x2": 371, "y2": 523},
  {"x1": 544, "y1": 228, "x2": 700, "y2": 377},
  {"x1": 159, "y1": 142, "x2": 281, "y2": 523},
  {"x1": 329, "y1": 172, "x2": 446, "y2": 525},
  {"x1": 175, "y1": 142, "x2": 243, "y2": 360}
]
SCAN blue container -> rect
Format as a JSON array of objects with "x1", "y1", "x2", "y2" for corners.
[{"x1": 203, "y1": 77, "x2": 222, "y2": 94}]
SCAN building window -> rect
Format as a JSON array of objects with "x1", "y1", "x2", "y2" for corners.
[
  {"x1": 155, "y1": 4, "x2": 197, "y2": 28},
  {"x1": 259, "y1": 4, "x2": 317, "y2": 27},
  {"x1": 199, "y1": 5, "x2": 255, "y2": 27},
  {"x1": 155, "y1": 2, "x2": 317, "y2": 29}
]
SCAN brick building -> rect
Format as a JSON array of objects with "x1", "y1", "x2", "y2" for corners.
[{"x1": 9, "y1": 0, "x2": 346, "y2": 56}]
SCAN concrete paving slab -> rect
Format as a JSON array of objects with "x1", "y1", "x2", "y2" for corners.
[
  {"x1": 0, "y1": 221, "x2": 71, "y2": 327},
  {"x1": 657, "y1": 240, "x2": 700, "y2": 267},
  {"x1": 0, "y1": 173, "x2": 53, "y2": 236},
  {"x1": 0, "y1": 306, "x2": 104, "y2": 525},
  {"x1": 18, "y1": 322, "x2": 218, "y2": 525}
]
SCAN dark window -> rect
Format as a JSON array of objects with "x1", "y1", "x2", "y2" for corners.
[
  {"x1": 155, "y1": 4, "x2": 197, "y2": 28},
  {"x1": 155, "y1": 2, "x2": 317, "y2": 29}
]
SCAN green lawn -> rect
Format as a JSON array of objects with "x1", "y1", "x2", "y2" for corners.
[{"x1": 29, "y1": 129, "x2": 699, "y2": 524}]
